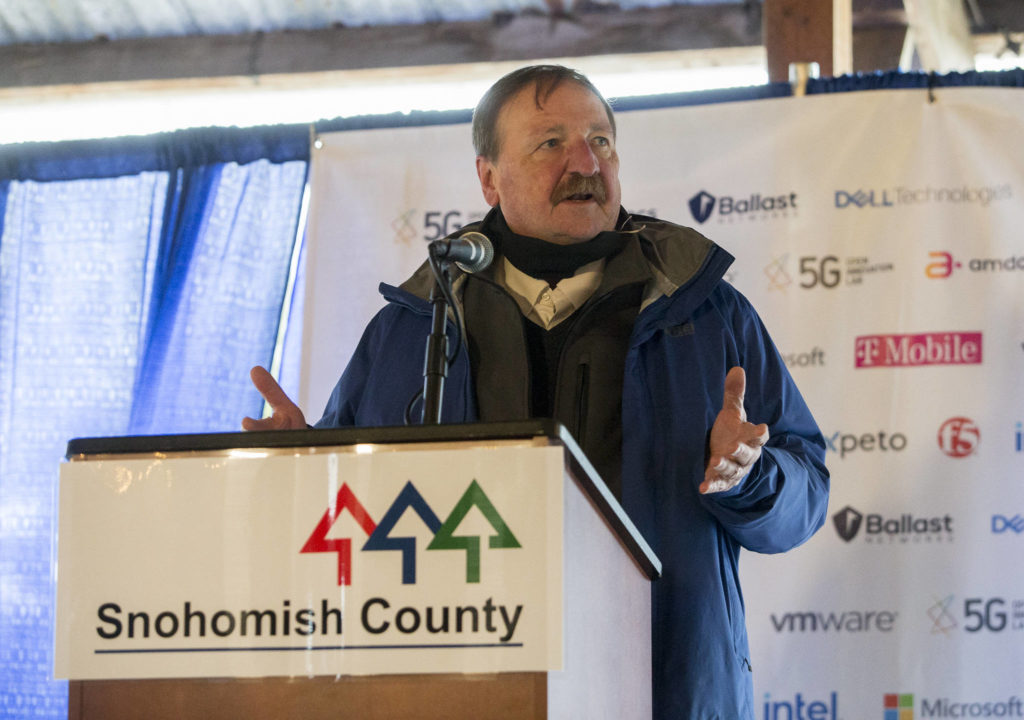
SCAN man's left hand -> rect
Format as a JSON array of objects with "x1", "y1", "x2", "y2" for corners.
[{"x1": 700, "y1": 366, "x2": 769, "y2": 494}]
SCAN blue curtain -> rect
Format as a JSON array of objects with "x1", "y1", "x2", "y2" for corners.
[{"x1": 0, "y1": 125, "x2": 309, "y2": 717}]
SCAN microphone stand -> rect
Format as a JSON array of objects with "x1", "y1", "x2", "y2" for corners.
[{"x1": 420, "y1": 256, "x2": 452, "y2": 425}]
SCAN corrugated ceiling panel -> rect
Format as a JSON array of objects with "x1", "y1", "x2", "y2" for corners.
[
  {"x1": 0, "y1": 0, "x2": 738, "y2": 47},
  {"x1": 0, "y1": 0, "x2": 554, "y2": 45}
]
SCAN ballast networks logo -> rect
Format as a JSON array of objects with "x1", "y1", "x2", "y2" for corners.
[
  {"x1": 301, "y1": 480, "x2": 521, "y2": 585},
  {"x1": 832, "y1": 505, "x2": 953, "y2": 544},
  {"x1": 687, "y1": 188, "x2": 797, "y2": 225}
]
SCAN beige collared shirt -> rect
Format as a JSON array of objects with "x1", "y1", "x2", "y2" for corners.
[{"x1": 496, "y1": 257, "x2": 605, "y2": 330}]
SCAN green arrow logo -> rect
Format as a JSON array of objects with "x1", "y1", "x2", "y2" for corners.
[{"x1": 427, "y1": 479, "x2": 521, "y2": 582}]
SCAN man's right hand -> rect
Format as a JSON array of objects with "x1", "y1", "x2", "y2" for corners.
[{"x1": 241, "y1": 366, "x2": 307, "y2": 431}]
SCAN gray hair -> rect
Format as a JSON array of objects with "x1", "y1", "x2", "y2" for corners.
[{"x1": 471, "y1": 64, "x2": 616, "y2": 161}]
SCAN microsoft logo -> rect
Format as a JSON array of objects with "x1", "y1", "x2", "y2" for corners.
[{"x1": 885, "y1": 693, "x2": 914, "y2": 719}]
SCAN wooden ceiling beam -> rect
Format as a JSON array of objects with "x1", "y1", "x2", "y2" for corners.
[{"x1": 762, "y1": 0, "x2": 854, "y2": 83}]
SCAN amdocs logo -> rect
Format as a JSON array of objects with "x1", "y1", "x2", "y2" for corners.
[
  {"x1": 302, "y1": 480, "x2": 520, "y2": 585},
  {"x1": 926, "y1": 250, "x2": 1024, "y2": 278},
  {"x1": 855, "y1": 332, "x2": 982, "y2": 368}
]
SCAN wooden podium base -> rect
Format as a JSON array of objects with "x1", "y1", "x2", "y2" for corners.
[{"x1": 69, "y1": 673, "x2": 548, "y2": 720}]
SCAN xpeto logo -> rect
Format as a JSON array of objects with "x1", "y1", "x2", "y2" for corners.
[
  {"x1": 884, "y1": 693, "x2": 914, "y2": 720},
  {"x1": 301, "y1": 480, "x2": 520, "y2": 586},
  {"x1": 825, "y1": 429, "x2": 907, "y2": 458},
  {"x1": 937, "y1": 417, "x2": 979, "y2": 458}
]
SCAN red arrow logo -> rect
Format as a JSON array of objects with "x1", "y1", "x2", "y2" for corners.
[{"x1": 301, "y1": 483, "x2": 377, "y2": 586}]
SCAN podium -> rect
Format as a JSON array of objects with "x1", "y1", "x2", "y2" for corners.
[{"x1": 56, "y1": 421, "x2": 660, "y2": 719}]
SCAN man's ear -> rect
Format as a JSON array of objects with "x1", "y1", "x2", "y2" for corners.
[{"x1": 475, "y1": 156, "x2": 500, "y2": 207}]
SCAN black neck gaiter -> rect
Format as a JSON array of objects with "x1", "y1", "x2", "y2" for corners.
[{"x1": 482, "y1": 208, "x2": 628, "y2": 286}]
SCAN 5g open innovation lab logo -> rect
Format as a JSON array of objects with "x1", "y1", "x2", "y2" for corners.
[{"x1": 301, "y1": 480, "x2": 521, "y2": 585}]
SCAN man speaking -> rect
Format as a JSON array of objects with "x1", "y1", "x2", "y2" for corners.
[{"x1": 245, "y1": 65, "x2": 830, "y2": 719}]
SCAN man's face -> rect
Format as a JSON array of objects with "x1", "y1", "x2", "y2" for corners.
[{"x1": 475, "y1": 81, "x2": 622, "y2": 245}]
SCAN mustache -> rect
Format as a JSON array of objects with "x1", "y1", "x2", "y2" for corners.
[{"x1": 550, "y1": 173, "x2": 608, "y2": 205}]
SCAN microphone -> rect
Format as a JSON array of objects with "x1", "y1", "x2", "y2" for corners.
[{"x1": 429, "y1": 231, "x2": 494, "y2": 273}]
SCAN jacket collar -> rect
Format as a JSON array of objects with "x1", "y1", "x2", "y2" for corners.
[{"x1": 387, "y1": 209, "x2": 734, "y2": 327}]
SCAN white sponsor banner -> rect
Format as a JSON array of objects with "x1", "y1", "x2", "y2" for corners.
[
  {"x1": 303, "y1": 85, "x2": 1024, "y2": 717},
  {"x1": 55, "y1": 444, "x2": 564, "y2": 679}
]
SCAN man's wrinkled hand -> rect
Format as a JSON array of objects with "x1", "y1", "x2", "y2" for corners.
[
  {"x1": 241, "y1": 366, "x2": 307, "y2": 431},
  {"x1": 700, "y1": 366, "x2": 769, "y2": 494}
]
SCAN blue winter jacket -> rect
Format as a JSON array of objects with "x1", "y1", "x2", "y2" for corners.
[{"x1": 315, "y1": 216, "x2": 830, "y2": 719}]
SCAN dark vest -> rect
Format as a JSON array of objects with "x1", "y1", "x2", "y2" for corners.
[{"x1": 461, "y1": 237, "x2": 652, "y2": 499}]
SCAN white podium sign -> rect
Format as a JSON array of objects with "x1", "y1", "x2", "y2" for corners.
[{"x1": 55, "y1": 442, "x2": 565, "y2": 680}]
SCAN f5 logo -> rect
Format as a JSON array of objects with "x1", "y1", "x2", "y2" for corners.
[
  {"x1": 301, "y1": 480, "x2": 521, "y2": 586},
  {"x1": 938, "y1": 417, "x2": 980, "y2": 458}
]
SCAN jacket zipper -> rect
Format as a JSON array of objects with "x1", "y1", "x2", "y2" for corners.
[{"x1": 574, "y1": 358, "x2": 590, "y2": 445}]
